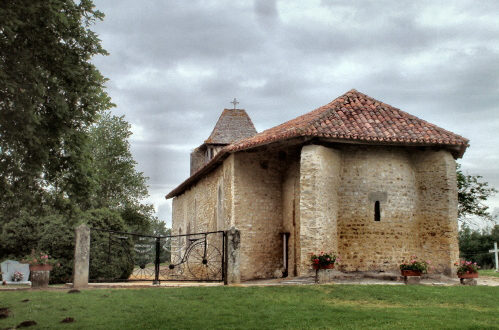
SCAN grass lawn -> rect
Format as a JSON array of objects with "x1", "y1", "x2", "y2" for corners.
[
  {"x1": 480, "y1": 269, "x2": 499, "y2": 278},
  {"x1": 1, "y1": 285, "x2": 498, "y2": 329}
]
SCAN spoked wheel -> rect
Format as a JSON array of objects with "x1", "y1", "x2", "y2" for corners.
[
  {"x1": 130, "y1": 263, "x2": 155, "y2": 280},
  {"x1": 186, "y1": 243, "x2": 222, "y2": 280},
  {"x1": 159, "y1": 254, "x2": 185, "y2": 280}
]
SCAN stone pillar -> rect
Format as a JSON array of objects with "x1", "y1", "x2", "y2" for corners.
[
  {"x1": 225, "y1": 227, "x2": 240, "y2": 284},
  {"x1": 413, "y1": 150, "x2": 459, "y2": 275},
  {"x1": 298, "y1": 145, "x2": 341, "y2": 275},
  {"x1": 73, "y1": 224, "x2": 90, "y2": 288}
]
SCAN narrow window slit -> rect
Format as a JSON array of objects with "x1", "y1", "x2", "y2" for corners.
[{"x1": 374, "y1": 201, "x2": 381, "y2": 222}]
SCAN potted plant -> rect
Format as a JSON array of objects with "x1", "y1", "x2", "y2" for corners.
[
  {"x1": 400, "y1": 256, "x2": 429, "y2": 276},
  {"x1": 310, "y1": 252, "x2": 338, "y2": 284},
  {"x1": 22, "y1": 251, "x2": 59, "y2": 288},
  {"x1": 310, "y1": 252, "x2": 337, "y2": 270},
  {"x1": 455, "y1": 260, "x2": 479, "y2": 281}
]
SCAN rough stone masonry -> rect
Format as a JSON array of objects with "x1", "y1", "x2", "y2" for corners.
[{"x1": 166, "y1": 89, "x2": 468, "y2": 280}]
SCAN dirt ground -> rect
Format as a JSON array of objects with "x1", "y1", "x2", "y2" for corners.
[{"x1": 1, "y1": 271, "x2": 498, "y2": 290}]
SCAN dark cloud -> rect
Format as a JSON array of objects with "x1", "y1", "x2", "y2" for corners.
[
  {"x1": 91, "y1": 0, "x2": 499, "y2": 226},
  {"x1": 254, "y1": 0, "x2": 279, "y2": 28}
]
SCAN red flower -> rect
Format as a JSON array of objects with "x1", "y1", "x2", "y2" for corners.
[{"x1": 313, "y1": 259, "x2": 319, "y2": 264}]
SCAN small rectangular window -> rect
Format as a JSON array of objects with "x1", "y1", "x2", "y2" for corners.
[{"x1": 374, "y1": 201, "x2": 381, "y2": 221}]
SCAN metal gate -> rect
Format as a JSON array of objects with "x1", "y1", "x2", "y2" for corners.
[{"x1": 89, "y1": 229, "x2": 225, "y2": 283}]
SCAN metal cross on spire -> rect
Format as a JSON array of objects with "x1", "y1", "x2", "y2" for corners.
[{"x1": 230, "y1": 98, "x2": 239, "y2": 110}]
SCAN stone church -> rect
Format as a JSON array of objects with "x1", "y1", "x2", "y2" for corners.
[{"x1": 166, "y1": 89, "x2": 469, "y2": 280}]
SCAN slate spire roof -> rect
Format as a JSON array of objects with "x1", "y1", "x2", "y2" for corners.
[
  {"x1": 204, "y1": 109, "x2": 257, "y2": 144},
  {"x1": 166, "y1": 89, "x2": 468, "y2": 199}
]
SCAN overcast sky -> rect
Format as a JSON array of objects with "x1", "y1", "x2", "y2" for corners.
[{"x1": 91, "y1": 0, "x2": 499, "y2": 228}]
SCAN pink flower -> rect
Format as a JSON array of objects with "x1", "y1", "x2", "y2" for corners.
[
  {"x1": 43, "y1": 255, "x2": 48, "y2": 259},
  {"x1": 327, "y1": 258, "x2": 330, "y2": 261}
]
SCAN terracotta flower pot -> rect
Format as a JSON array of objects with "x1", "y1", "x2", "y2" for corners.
[
  {"x1": 29, "y1": 264, "x2": 53, "y2": 288},
  {"x1": 313, "y1": 264, "x2": 335, "y2": 270},
  {"x1": 401, "y1": 270, "x2": 422, "y2": 277},
  {"x1": 29, "y1": 264, "x2": 53, "y2": 272},
  {"x1": 458, "y1": 272, "x2": 478, "y2": 279}
]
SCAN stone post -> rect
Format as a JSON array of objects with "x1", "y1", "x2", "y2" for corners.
[
  {"x1": 413, "y1": 151, "x2": 459, "y2": 275},
  {"x1": 225, "y1": 227, "x2": 240, "y2": 285},
  {"x1": 73, "y1": 224, "x2": 90, "y2": 288},
  {"x1": 299, "y1": 145, "x2": 341, "y2": 275}
]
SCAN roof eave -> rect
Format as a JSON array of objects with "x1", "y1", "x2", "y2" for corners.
[
  {"x1": 166, "y1": 136, "x2": 469, "y2": 199},
  {"x1": 165, "y1": 150, "x2": 231, "y2": 199}
]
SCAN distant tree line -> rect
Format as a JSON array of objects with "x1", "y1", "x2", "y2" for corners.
[
  {"x1": 459, "y1": 225, "x2": 498, "y2": 269},
  {"x1": 457, "y1": 163, "x2": 497, "y2": 268}
]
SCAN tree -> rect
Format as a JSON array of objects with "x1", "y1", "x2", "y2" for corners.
[
  {"x1": 0, "y1": 0, "x2": 113, "y2": 219},
  {"x1": 457, "y1": 164, "x2": 498, "y2": 225},
  {"x1": 0, "y1": 1, "x2": 156, "y2": 283},
  {"x1": 88, "y1": 112, "x2": 154, "y2": 233},
  {"x1": 88, "y1": 113, "x2": 148, "y2": 210},
  {"x1": 459, "y1": 225, "x2": 499, "y2": 269}
]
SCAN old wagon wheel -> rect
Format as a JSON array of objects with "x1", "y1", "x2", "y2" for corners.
[{"x1": 186, "y1": 243, "x2": 222, "y2": 280}]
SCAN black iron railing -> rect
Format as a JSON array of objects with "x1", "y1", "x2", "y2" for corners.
[{"x1": 89, "y1": 228, "x2": 225, "y2": 283}]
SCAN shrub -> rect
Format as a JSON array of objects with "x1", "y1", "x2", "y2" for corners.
[
  {"x1": 0, "y1": 208, "x2": 135, "y2": 284},
  {"x1": 83, "y1": 208, "x2": 134, "y2": 281}
]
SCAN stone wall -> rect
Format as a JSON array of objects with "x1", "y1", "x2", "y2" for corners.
[
  {"x1": 282, "y1": 156, "x2": 300, "y2": 277},
  {"x1": 172, "y1": 154, "x2": 234, "y2": 237},
  {"x1": 174, "y1": 142, "x2": 459, "y2": 279},
  {"x1": 337, "y1": 145, "x2": 419, "y2": 272},
  {"x1": 412, "y1": 150, "x2": 459, "y2": 275},
  {"x1": 233, "y1": 150, "x2": 285, "y2": 280},
  {"x1": 190, "y1": 147, "x2": 205, "y2": 175},
  {"x1": 190, "y1": 145, "x2": 227, "y2": 175},
  {"x1": 299, "y1": 145, "x2": 341, "y2": 275}
]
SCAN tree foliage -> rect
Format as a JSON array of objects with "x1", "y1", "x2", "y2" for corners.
[
  {"x1": 459, "y1": 225, "x2": 499, "y2": 269},
  {"x1": 88, "y1": 113, "x2": 153, "y2": 233},
  {"x1": 89, "y1": 113, "x2": 148, "y2": 209},
  {"x1": 0, "y1": 1, "x2": 160, "y2": 283},
  {"x1": 0, "y1": 0, "x2": 113, "y2": 217},
  {"x1": 457, "y1": 164, "x2": 497, "y2": 224}
]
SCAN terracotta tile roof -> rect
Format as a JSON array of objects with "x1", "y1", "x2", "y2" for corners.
[
  {"x1": 166, "y1": 89, "x2": 469, "y2": 199},
  {"x1": 204, "y1": 109, "x2": 257, "y2": 144},
  {"x1": 226, "y1": 89, "x2": 469, "y2": 152}
]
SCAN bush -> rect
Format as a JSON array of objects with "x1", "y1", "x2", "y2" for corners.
[
  {"x1": 37, "y1": 214, "x2": 75, "y2": 284},
  {"x1": 83, "y1": 208, "x2": 134, "y2": 281},
  {"x1": 0, "y1": 211, "x2": 44, "y2": 257},
  {"x1": 459, "y1": 225, "x2": 499, "y2": 269},
  {"x1": 0, "y1": 207, "x2": 136, "y2": 284}
]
